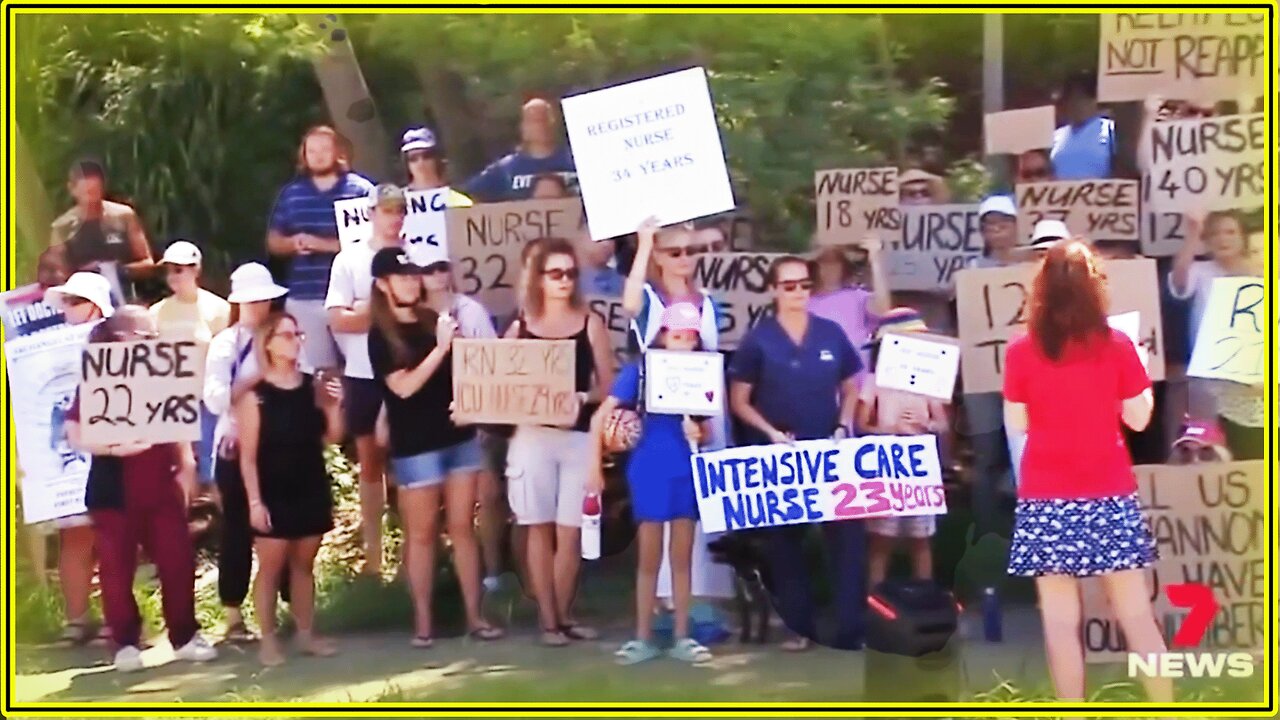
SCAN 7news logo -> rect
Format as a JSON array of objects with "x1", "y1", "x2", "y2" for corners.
[{"x1": 1128, "y1": 583, "x2": 1255, "y2": 679}]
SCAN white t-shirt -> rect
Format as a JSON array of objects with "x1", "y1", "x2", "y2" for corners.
[{"x1": 324, "y1": 243, "x2": 377, "y2": 379}]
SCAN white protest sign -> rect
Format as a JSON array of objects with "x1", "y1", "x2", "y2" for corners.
[
  {"x1": 0, "y1": 283, "x2": 66, "y2": 338},
  {"x1": 644, "y1": 350, "x2": 726, "y2": 416},
  {"x1": 1140, "y1": 175, "x2": 1188, "y2": 257},
  {"x1": 561, "y1": 67, "x2": 734, "y2": 240},
  {"x1": 1187, "y1": 277, "x2": 1265, "y2": 385},
  {"x1": 984, "y1": 106, "x2": 1056, "y2": 155},
  {"x1": 814, "y1": 167, "x2": 900, "y2": 246},
  {"x1": 690, "y1": 435, "x2": 946, "y2": 533},
  {"x1": 1015, "y1": 179, "x2": 1140, "y2": 243},
  {"x1": 875, "y1": 333, "x2": 961, "y2": 401},
  {"x1": 335, "y1": 197, "x2": 371, "y2": 247},
  {"x1": 4, "y1": 322, "x2": 94, "y2": 523},
  {"x1": 585, "y1": 294, "x2": 632, "y2": 371},
  {"x1": 402, "y1": 189, "x2": 451, "y2": 266},
  {"x1": 78, "y1": 339, "x2": 207, "y2": 445},
  {"x1": 890, "y1": 205, "x2": 984, "y2": 291},
  {"x1": 1108, "y1": 311, "x2": 1146, "y2": 372},
  {"x1": 1146, "y1": 114, "x2": 1265, "y2": 212},
  {"x1": 1098, "y1": 13, "x2": 1268, "y2": 103}
]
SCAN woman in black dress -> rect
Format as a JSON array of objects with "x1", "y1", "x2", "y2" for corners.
[{"x1": 235, "y1": 312, "x2": 344, "y2": 666}]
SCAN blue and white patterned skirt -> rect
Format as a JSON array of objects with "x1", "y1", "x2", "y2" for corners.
[{"x1": 1007, "y1": 493, "x2": 1158, "y2": 578}]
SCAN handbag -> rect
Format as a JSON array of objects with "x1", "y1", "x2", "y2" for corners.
[{"x1": 603, "y1": 359, "x2": 647, "y2": 454}]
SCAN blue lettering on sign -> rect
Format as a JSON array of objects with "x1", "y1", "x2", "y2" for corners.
[
  {"x1": 743, "y1": 457, "x2": 760, "y2": 490},
  {"x1": 802, "y1": 487, "x2": 822, "y2": 520},
  {"x1": 889, "y1": 443, "x2": 910, "y2": 478},
  {"x1": 853, "y1": 440, "x2": 931, "y2": 479},
  {"x1": 802, "y1": 448, "x2": 824, "y2": 481},
  {"x1": 821, "y1": 448, "x2": 839, "y2": 482},
  {"x1": 908, "y1": 442, "x2": 927, "y2": 477},
  {"x1": 854, "y1": 444, "x2": 877, "y2": 479}
]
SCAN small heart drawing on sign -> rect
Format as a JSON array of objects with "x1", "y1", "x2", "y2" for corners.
[{"x1": 704, "y1": 391, "x2": 715, "y2": 402}]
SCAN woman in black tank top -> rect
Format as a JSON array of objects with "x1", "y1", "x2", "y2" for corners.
[{"x1": 504, "y1": 238, "x2": 615, "y2": 647}]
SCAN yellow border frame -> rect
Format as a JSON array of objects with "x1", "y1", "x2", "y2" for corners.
[{"x1": 1, "y1": 2, "x2": 1275, "y2": 716}]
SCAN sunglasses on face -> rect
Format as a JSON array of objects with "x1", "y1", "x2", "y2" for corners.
[
  {"x1": 423, "y1": 261, "x2": 452, "y2": 275},
  {"x1": 542, "y1": 267, "x2": 579, "y2": 281},
  {"x1": 661, "y1": 244, "x2": 708, "y2": 258},
  {"x1": 406, "y1": 152, "x2": 436, "y2": 163},
  {"x1": 775, "y1": 279, "x2": 814, "y2": 292}
]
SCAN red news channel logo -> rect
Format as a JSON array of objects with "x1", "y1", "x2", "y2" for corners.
[{"x1": 1127, "y1": 583, "x2": 1256, "y2": 679}]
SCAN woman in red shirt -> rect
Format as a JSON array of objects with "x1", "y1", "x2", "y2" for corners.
[{"x1": 1003, "y1": 240, "x2": 1170, "y2": 702}]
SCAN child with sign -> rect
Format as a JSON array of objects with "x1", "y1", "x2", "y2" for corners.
[
  {"x1": 589, "y1": 302, "x2": 714, "y2": 665},
  {"x1": 856, "y1": 309, "x2": 950, "y2": 587}
]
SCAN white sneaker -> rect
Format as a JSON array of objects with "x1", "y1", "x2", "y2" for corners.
[
  {"x1": 113, "y1": 645, "x2": 144, "y2": 673},
  {"x1": 174, "y1": 633, "x2": 218, "y2": 663}
]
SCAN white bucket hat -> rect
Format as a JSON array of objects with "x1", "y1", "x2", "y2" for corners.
[
  {"x1": 226, "y1": 263, "x2": 288, "y2": 304},
  {"x1": 44, "y1": 271, "x2": 115, "y2": 317}
]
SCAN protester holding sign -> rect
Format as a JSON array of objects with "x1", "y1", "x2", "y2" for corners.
[
  {"x1": 464, "y1": 99, "x2": 578, "y2": 202},
  {"x1": 203, "y1": 262, "x2": 291, "y2": 643},
  {"x1": 40, "y1": 270, "x2": 115, "y2": 645},
  {"x1": 588, "y1": 302, "x2": 715, "y2": 665},
  {"x1": 366, "y1": 247, "x2": 502, "y2": 647},
  {"x1": 729, "y1": 256, "x2": 864, "y2": 652},
  {"x1": 234, "y1": 312, "x2": 343, "y2": 667},
  {"x1": 1049, "y1": 71, "x2": 1117, "y2": 180},
  {"x1": 325, "y1": 184, "x2": 408, "y2": 576},
  {"x1": 856, "y1": 309, "x2": 950, "y2": 586},
  {"x1": 1002, "y1": 240, "x2": 1170, "y2": 703},
  {"x1": 266, "y1": 125, "x2": 376, "y2": 371},
  {"x1": 65, "y1": 307, "x2": 217, "y2": 673},
  {"x1": 505, "y1": 238, "x2": 614, "y2": 647},
  {"x1": 810, "y1": 237, "x2": 891, "y2": 380}
]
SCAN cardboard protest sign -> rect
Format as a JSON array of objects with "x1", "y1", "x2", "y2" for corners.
[
  {"x1": 645, "y1": 350, "x2": 725, "y2": 416},
  {"x1": 1145, "y1": 114, "x2": 1266, "y2": 212},
  {"x1": 1098, "y1": 13, "x2": 1268, "y2": 103},
  {"x1": 585, "y1": 294, "x2": 632, "y2": 371},
  {"x1": 1015, "y1": 179, "x2": 1139, "y2": 243},
  {"x1": 1, "y1": 283, "x2": 66, "y2": 339},
  {"x1": 1082, "y1": 462, "x2": 1266, "y2": 663},
  {"x1": 561, "y1": 67, "x2": 734, "y2": 240},
  {"x1": 446, "y1": 198, "x2": 585, "y2": 321},
  {"x1": 875, "y1": 332, "x2": 961, "y2": 401},
  {"x1": 815, "y1": 167, "x2": 900, "y2": 246},
  {"x1": 78, "y1": 339, "x2": 207, "y2": 446},
  {"x1": 1140, "y1": 176, "x2": 1188, "y2": 257},
  {"x1": 451, "y1": 339, "x2": 578, "y2": 426},
  {"x1": 1187, "y1": 277, "x2": 1265, "y2": 385},
  {"x1": 693, "y1": 252, "x2": 784, "y2": 350},
  {"x1": 984, "y1": 106, "x2": 1055, "y2": 155},
  {"x1": 691, "y1": 435, "x2": 946, "y2": 533},
  {"x1": 4, "y1": 320, "x2": 93, "y2": 524},
  {"x1": 955, "y1": 258, "x2": 1164, "y2": 394},
  {"x1": 890, "y1": 205, "x2": 985, "y2": 291}
]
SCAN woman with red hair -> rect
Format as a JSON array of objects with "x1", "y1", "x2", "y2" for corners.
[{"x1": 1002, "y1": 240, "x2": 1171, "y2": 702}]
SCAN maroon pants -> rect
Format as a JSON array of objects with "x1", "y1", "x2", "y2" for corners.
[{"x1": 90, "y1": 470, "x2": 197, "y2": 651}]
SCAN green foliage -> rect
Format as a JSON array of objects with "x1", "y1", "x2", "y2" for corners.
[{"x1": 12, "y1": 580, "x2": 64, "y2": 645}]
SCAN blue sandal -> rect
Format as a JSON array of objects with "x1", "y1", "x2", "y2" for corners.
[
  {"x1": 668, "y1": 638, "x2": 713, "y2": 663},
  {"x1": 614, "y1": 639, "x2": 662, "y2": 665}
]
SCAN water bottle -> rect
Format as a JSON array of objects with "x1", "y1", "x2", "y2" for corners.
[
  {"x1": 981, "y1": 586, "x2": 1003, "y2": 643},
  {"x1": 581, "y1": 493, "x2": 602, "y2": 560}
]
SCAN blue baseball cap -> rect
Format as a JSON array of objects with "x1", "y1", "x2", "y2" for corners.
[{"x1": 400, "y1": 127, "x2": 437, "y2": 154}]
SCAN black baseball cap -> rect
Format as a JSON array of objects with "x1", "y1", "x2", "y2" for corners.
[{"x1": 371, "y1": 247, "x2": 425, "y2": 278}]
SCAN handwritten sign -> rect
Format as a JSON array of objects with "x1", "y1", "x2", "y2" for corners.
[
  {"x1": 1098, "y1": 13, "x2": 1268, "y2": 103},
  {"x1": 815, "y1": 167, "x2": 900, "y2": 246},
  {"x1": 954, "y1": 258, "x2": 1164, "y2": 394},
  {"x1": 693, "y1": 252, "x2": 784, "y2": 350},
  {"x1": 984, "y1": 106, "x2": 1055, "y2": 155},
  {"x1": 5, "y1": 321, "x2": 94, "y2": 523},
  {"x1": 451, "y1": 339, "x2": 578, "y2": 426},
  {"x1": 78, "y1": 339, "x2": 207, "y2": 445},
  {"x1": 1015, "y1": 179, "x2": 1139, "y2": 243},
  {"x1": 334, "y1": 197, "x2": 371, "y2": 247},
  {"x1": 561, "y1": 67, "x2": 734, "y2": 240},
  {"x1": 644, "y1": 350, "x2": 725, "y2": 416},
  {"x1": 1140, "y1": 176, "x2": 1188, "y2": 257},
  {"x1": 334, "y1": 189, "x2": 451, "y2": 265},
  {"x1": 1083, "y1": 462, "x2": 1266, "y2": 662},
  {"x1": 691, "y1": 435, "x2": 946, "y2": 533},
  {"x1": 446, "y1": 198, "x2": 585, "y2": 321},
  {"x1": 890, "y1": 205, "x2": 984, "y2": 291},
  {"x1": 875, "y1": 332, "x2": 961, "y2": 401},
  {"x1": 1187, "y1": 277, "x2": 1264, "y2": 385},
  {"x1": 1146, "y1": 114, "x2": 1266, "y2": 213},
  {"x1": 586, "y1": 294, "x2": 632, "y2": 371}
]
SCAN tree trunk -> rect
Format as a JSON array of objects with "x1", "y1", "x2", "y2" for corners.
[
  {"x1": 301, "y1": 15, "x2": 392, "y2": 181},
  {"x1": 412, "y1": 63, "x2": 489, "y2": 181}
]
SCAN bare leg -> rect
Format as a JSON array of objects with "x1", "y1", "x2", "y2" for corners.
[
  {"x1": 867, "y1": 533, "x2": 893, "y2": 588},
  {"x1": 355, "y1": 435, "x2": 385, "y2": 576},
  {"x1": 254, "y1": 538, "x2": 290, "y2": 666},
  {"x1": 552, "y1": 524, "x2": 582, "y2": 626},
  {"x1": 398, "y1": 484, "x2": 441, "y2": 640},
  {"x1": 909, "y1": 537, "x2": 933, "y2": 580},
  {"x1": 1102, "y1": 569, "x2": 1174, "y2": 703},
  {"x1": 668, "y1": 520, "x2": 696, "y2": 640},
  {"x1": 526, "y1": 523, "x2": 561, "y2": 636},
  {"x1": 288, "y1": 536, "x2": 335, "y2": 656},
  {"x1": 443, "y1": 470, "x2": 490, "y2": 630},
  {"x1": 1034, "y1": 575, "x2": 1085, "y2": 700},
  {"x1": 475, "y1": 467, "x2": 505, "y2": 581},
  {"x1": 59, "y1": 525, "x2": 96, "y2": 625},
  {"x1": 634, "y1": 523, "x2": 663, "y2": 642}
]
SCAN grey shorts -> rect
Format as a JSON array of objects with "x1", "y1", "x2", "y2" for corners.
[{"x1": 286, "y1": 297, "x2": 341, "y2": 370}]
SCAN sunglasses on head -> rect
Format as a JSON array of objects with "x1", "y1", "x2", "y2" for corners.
[
  {"x1": 423, "y1": 261, "x2": 451, "y2": 275},
  {"x1": 775, "y1": 279, "x2": 814, "y2": 292},
  {"x1": 111, "y1": 328, "x2": 159, "y2": 341},
  {"x1": 542, "y1": 267, "x2": 579, "y2": 281},
  {"x1": 661, "y1": 244, "x2": 708, "y2": 258}
]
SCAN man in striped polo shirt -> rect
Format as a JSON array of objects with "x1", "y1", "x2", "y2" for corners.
[{"x1": 266, "y1": 125, "x2": 376, "y2": 370}]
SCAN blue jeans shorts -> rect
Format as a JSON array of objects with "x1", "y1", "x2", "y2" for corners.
[{"x1": 390, "y1": 437, "x2": 484, "y2": 490}]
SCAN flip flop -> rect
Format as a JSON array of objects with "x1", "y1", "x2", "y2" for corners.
[
  {"x1": 540, "y1": 628, "x2": 570, "y2": 647},
  {"x1": 559, "y1": 622, "x2": 599, "y2": 641},
  {"x1": 614, "y1": 639, "x2": 662, "y2": 665},
  {"x1": 781, "y1": 635, "x2": 812, "y2": 653},
  {"x1": 224, "y1": 621, "x2": 257, "y2": 644},
  {"x1": 668, "y1": 638, "x2": 713, "y2": 663},
  {"x1": 469, "y1": 625, "x2": 505, "y2": 642},
  {"x1": 410, "y1": 635, "x2": 434, "y2": 649}
]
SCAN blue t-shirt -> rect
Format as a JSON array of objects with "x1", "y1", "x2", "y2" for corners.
[
  {"x1": 728, "y1": 315, "x2": 861, "y2": 445},
  {"x1": 612, "y1": 362, "x2": 694, "y2": 485},
  {"x1": 462, "y1": 146, "x2": 578, "y2": 202},
  {"x1": 267, "y1": 172, "x2": 376, "y2": 300},
  {"x1": 1050, "y1": 115, "x2": 1116, "y2": 180}
]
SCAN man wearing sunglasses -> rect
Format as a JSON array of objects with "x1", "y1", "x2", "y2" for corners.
[{"x1": 729, "y1": 256, "x2": 865, "y2": 653}]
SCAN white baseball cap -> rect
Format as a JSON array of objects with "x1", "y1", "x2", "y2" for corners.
[
  {"x1": 226, "y1": 263, "x2": 288, "y2": 304},
  {"x1": 44, "y1": 271, "x2": 115, "y2": 317},
  {"x1": 978, "y1": 195, "x2": 1017, "y2": 219},
  {"x1": 1030, "y1": 219, "x2": 1071, "y2": 249},
  {"x1": 160, "y1": 240, "x2": 202, "y2": 266}
]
